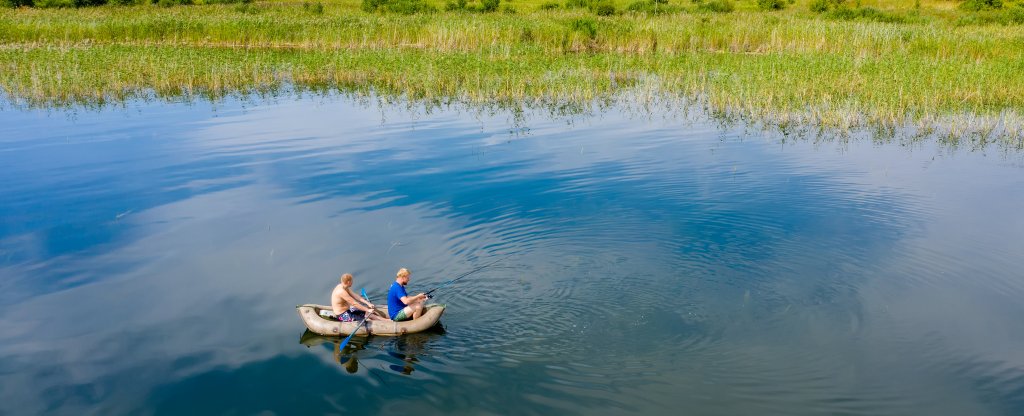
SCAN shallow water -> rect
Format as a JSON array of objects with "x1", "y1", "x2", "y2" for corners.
[{"x1": 1, "y1": 96, "x2": 1023, "y2": 415}]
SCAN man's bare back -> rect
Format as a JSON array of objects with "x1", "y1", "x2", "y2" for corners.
[
  {"x1": 330, "y1": 283, "x2": 353, "y2": 315},
  {"x1": 331, "y1": 273, "x2": 383, "y2": 320}
]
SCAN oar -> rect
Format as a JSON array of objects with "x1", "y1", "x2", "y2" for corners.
[
  {"x1": 338, "y1": 289, "x2": 374, "y2": 350},
  {"x1": 424, "y1": 256, "x2": 505, "y2": 296},
  {"x1": 361, "y1": 288, "x2": 382, "y2": 319}
]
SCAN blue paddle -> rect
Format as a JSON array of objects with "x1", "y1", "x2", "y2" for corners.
[{"x1": 338, "y1": 288, "x2": 373, "y2": 350}]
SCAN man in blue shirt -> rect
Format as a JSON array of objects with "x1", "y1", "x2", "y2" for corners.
[{"x1": 387, "y1": 268, "x2": 428, "y2": 321}]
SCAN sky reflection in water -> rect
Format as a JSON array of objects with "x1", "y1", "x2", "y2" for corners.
[{"x1": 1, "y1": 96, "x2": 1023, "y2": 415}]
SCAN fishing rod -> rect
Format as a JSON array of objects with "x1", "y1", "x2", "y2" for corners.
[{"x1": 424, "y1": 256, "x2": 506, "y2": 296}]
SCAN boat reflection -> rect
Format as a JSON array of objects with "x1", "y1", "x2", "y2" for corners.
[
  {"x1": 298, "y1": 330, "x2": 369, "y2": 373},
  {"x1": 385, "y1": 328, "x2": 445, "y2": 375},
  {"x1": 298, "y1": 324, "x2": 446, "y2": 375}
]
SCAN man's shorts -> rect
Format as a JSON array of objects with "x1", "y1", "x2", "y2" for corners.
[
  {"x1": 393, "y1": 309, "x2": 410, "y2": 322},
  {"x1": 337, "y1": 310, "x2": 366, "y2": 322}
]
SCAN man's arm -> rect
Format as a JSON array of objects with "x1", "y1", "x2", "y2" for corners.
[
  {"x1": 360, "y1": 295, "x2": 375, "y2": 309},
  {"x1": 341, "y1": 290, "x2": 373, "y2": 312},
  {"x1": 399, "y1": 293, "x2": 427, "y2": 305},
  {"x1": 350, "y1": 288, "x2": 375, "y2": 309}
]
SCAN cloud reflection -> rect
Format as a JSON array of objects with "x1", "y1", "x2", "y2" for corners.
[{"x1": 0, "y1": 96, "x2": 1022, "y2": 415}]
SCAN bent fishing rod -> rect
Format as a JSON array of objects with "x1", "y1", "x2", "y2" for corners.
[{"x1": 424, "y1": 256, "x2": 506, "y2": 296}]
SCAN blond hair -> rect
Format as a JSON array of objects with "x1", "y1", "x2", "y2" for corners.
[
  {"x1": 396, "y1": 268, "x2": 410, "y2": 278},
  {"x1": 340, "y1": 273, "x2": 353, "y2": 285}
]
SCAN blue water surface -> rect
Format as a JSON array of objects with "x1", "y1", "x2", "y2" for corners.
[{"x1": 1, "y1": 95, "x2": 1023, "y2": 415}]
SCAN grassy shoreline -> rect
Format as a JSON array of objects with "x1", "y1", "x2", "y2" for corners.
[{"x1": 2, "y1": 1, "x2": 1023, "y2": 144}]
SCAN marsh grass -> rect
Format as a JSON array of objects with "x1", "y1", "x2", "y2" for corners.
[
  {"x1": 626, "y1": 0, "x2": 683, "y2": 15},
  {"x1": 1, "y1": 0, "x2": 1023, "y2": 145}
]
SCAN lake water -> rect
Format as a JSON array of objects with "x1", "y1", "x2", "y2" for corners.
[{"x1": 1, "y1": 95, "x2": 1023, "y2": 415}]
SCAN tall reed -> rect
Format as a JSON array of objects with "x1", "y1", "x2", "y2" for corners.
[{"x1": 1, "y1": 0, "x2": 1022, "y2": 144}]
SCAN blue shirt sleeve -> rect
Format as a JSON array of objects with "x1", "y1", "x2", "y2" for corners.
[{"x1": 387, "y1": 282, "x2": 409, "y2": 320}]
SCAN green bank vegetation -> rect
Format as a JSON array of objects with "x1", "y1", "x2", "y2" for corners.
[{"x1": 1, "y1": 0, "x2": 1023, "y2": 145}]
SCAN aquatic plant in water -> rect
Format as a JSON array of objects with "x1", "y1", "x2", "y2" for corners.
[{"x1": 0, "y1": 0, "x2": 1022, "y2": 147}]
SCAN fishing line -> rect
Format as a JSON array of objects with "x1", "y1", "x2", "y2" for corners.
[{"x1": 424, "y1": 255, "x2": 507, "y2": 296}]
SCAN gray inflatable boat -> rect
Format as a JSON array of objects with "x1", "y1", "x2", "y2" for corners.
[{"x1": 296, "y1": 303, "x2": 445, "y2": 336}]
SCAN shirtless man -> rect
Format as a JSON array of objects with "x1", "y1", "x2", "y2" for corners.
[
  {"x1": 387, "y1": 268, "x2": 428, "y2": 321},
  {"x1": 331, "y1": 273, "x2": 380, "y2": 322}
]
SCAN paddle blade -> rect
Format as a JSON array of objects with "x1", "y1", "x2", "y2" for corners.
[
  {"x1": 338, "y1": 318, "x2": 369, "y2": 350},
  {"x1": 361, "y1": 288, "x2": 369, "y2": 300},
  {"x1": 338, "y1": 329, "x2": 358, "y2": 350}
]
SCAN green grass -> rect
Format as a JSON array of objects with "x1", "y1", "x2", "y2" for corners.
[{"x1": 1, "y1": 0, "x2": 1023, "y2": 145}]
